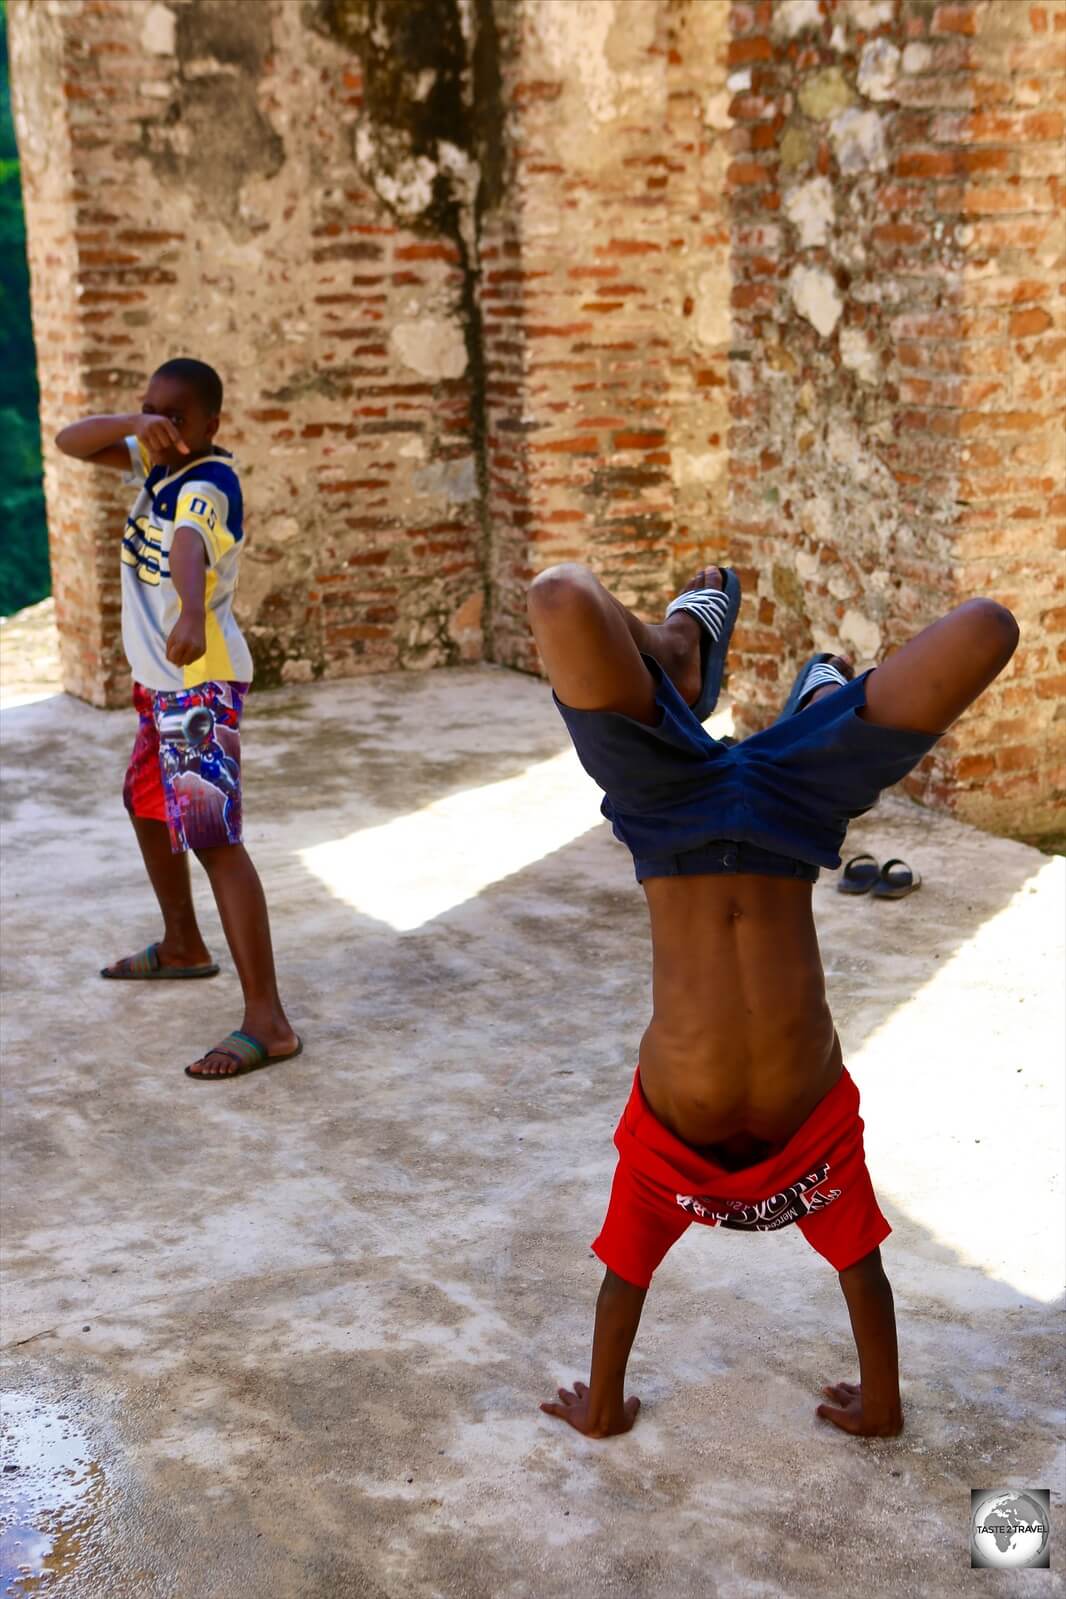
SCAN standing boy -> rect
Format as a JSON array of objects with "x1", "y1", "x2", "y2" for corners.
[
  {"x1": 529, "y1": 562, "x2": 1017, "y2": 1438},
  {"x1": 56, "y1": 358, "x2": 300, "y2": 1080}
]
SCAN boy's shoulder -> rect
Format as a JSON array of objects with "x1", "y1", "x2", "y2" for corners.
[{"x1": 150, "y1": 449, "x2": 243, "y2": 515}]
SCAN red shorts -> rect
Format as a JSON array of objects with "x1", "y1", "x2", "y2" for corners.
[
  {"x1": 592, "y1": 1067, "x2": 890, "y2": 1289},
  {"x1": 123, "y1": 680, "x2": 247, "y2": 854}
]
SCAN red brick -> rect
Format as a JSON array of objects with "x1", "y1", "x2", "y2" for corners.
[
  {"x1": 529, "y1": 436, "x2": 599, "y2": 455},
  {"x1": 613, "y1": 431, "x2": 667, "y2": 449},
  {"x1": 599, "y1": 239, "x2": 663, "y2": 256},
  {"x1": 896, "y1": 149, "x2": 957, "y2": 178},
  {"x1": 727, "y1": 161, "x2": 772, "y2": 187},
  {"x1": 727, "y1": 36, "x2": 773, "y2": 67},
  {"x1": 956, "y1": 753, "x2": 996, "y2": 780},
  {"x1": 996, "y1": 744, "x2": 1041, "y2": 773},
  {"x1": 873, "y1": 222, "x2": 928, "y2": 247},
  {"x1": 932, "y1": 5, "x2": 978, "y2": 35},
  {"x1": 1010, "y1": 306, "x2": 1054, "y2": 337},
  {"x1": 950, "y1": 109, "x2": 1064, "y2": 142}
]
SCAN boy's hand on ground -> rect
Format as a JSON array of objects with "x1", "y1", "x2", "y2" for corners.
[
  {"x1": 135, "y1": 413, "x2": 189, "y2": 461},
  {"x1": 817, "y1": 1380, "x2": 903, "y2": 1437},
  {"x1": 540, "y1": 1379, "x2": 640, "y2": 1439},
  {"x1": 166, "y1": 613, "x2": 206, "y2": 667}
]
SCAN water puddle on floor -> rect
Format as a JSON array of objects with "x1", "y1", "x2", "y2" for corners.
[{"x1": 0, "y1": 1394, "x2": 106, "y2": 1595}]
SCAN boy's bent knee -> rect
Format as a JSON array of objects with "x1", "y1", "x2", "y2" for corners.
[
  {"x1": 957, "y1": 597, "x2": 1020, "y2": 663},
  {"x1": 527, "y1": 563, "x2": 598, "y2": 620}
]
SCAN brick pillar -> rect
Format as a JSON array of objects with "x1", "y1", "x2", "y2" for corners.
[
  {"x1": 482, "y1": 0, "x2": 733, "y2": 671},
  {"x1": 927, "y1": 0, "x2": 1065, "y2": 837},
  {"x1": 5, "y1": 1, "x2": 132, "y2": 704},
  {"x1": 725, "y1": 0, "x2": 1064, "y2": 840},
  {"x1": 8, "y1": 0, "x2": 486, "y2": 705}
]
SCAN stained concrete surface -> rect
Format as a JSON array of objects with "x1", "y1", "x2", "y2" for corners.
[{"x1": 1, "y1": 659, "x2": 1064, "y2": 1599}]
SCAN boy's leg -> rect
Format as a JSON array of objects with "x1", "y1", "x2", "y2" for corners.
[
  {"x1": 862, "y1": 597, "x2": 1018, "y2": 734},
  {"x1": 818, "y1": 1247, "x2": 903, "y2": 1437},
  {"x1": 528, "y1": 562, "x2": 721, "y2": 721},
  {"x1": 186, "y1": 843, "x2": 297, "y2": 1078},
  {"x1": 540, "y1": 1269, "x2": 646, "y2": 1438},
  {"x1": 804, "y1": 599, "x2": 1017, "y2": 734},
  {"x1": 102, "y1": 816, "x2": 213, "y2": 974}
]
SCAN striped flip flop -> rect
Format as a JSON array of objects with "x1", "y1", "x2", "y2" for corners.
[
  {"x1": 664, "y1": 567, "x2": 742, "y2": 722},
  {"x1": 101, "y1": 942, "x2": 219, "y2": 980},
  {"x1": 775, "y1": 653, "x2": 850, "y2": 722},
  {"x1": 184, "y1": 1030, "x2": 304, "y2": 1080}
]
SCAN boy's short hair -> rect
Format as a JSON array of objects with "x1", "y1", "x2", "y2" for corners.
[{"x1": 152, "y1": 357, "x2": 223, "y2": 415}]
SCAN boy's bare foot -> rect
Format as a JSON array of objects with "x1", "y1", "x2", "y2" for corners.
[
  {"x1": 186, "y1": 1018, "x2": 300, "y2": 1078},
  {"x1": 540, "y1": 1379, "x2": 641, "y2": 1439},
  {"x1": 653, "y1": 566, "x2": 724, "y2": 707},
  {"x1": 817, "y1": 1380, "x2": 904, "y2": 1438}
]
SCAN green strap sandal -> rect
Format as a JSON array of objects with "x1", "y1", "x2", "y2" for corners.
[
  {"x1": 184, "y1": 1031, "x2": 304, "y2": 1080},
  {"x1": 101, "y1": 943, "x2": 220, "y2": 980}
]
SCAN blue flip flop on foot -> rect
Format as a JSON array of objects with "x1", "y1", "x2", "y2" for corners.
[
  {"x1": 775, "y1": 653, "x2": 850, "y2": 723},
  {"x1": 664, "y1": 568, "x2": 742, "y2": 722}
]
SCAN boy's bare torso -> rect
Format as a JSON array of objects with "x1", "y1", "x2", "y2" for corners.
[{"x1": 639, "y1": 874, "x2": 840, "y2": 1167}]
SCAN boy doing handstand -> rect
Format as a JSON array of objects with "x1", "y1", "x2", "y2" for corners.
[
  {"x1": 529, "y1": 562, "x2": 1017, "y2": 1439},
  {"x1": 56, "y1": 359, "x2": 300, "y2": 1080}
]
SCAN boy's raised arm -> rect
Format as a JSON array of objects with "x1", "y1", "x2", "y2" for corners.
[{"x1": 54, "y1": 412, "x2": 187, "y2": 471}]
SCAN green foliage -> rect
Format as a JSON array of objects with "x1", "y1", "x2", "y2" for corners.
[{"x1": 0, "y1": 0, "x2": 50, "y2": 616}]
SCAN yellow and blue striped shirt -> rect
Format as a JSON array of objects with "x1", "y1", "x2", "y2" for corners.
[{"x1": 121, "y1": 438, "x2": 254, "y2": 690}]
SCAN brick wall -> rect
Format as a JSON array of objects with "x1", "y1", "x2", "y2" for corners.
[
  {"x1": 8, "y1": 0, "x2": 1064, "y2": 839},
  {"x1": 722, "y1": 0, "x2": 1065, "y2": 839},
  {"x1": 8, "y1": 0, "x2": 486, "y2": 706},
  {"x1": 483, "y1": 0, "x2": 734, "y2": 673},
  {"x1": 929, "y1": 0, "x2": 1065, "y2": 838}
]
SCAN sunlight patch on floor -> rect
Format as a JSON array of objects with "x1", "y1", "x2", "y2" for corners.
[
  {"x1": 852, "y1": 854, "x2": 1065, "y2": 1303},
  {"x1": 0, "y1": 688, "x2": 64, "y2": 711},
  {"x1": 297, "y1": 747, "x2": 603, "y2": 931}
]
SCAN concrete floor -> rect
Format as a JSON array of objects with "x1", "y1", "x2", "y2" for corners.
[{"x1": 1, "y1": 652, "x2": 1064, "y2": 1598}]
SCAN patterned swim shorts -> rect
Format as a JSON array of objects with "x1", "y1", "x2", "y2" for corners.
[{"x1": 123, "y1": 680, "x2": 248, "y2": 853}]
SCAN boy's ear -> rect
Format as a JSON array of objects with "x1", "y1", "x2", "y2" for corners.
[{"x1": 205, "y1": 413, "x2": 220, "y2": 441}]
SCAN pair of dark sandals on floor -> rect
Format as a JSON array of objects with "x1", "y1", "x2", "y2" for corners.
[{"x1": 836, "y1": 855, "x2": 921, "y2": 900}]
